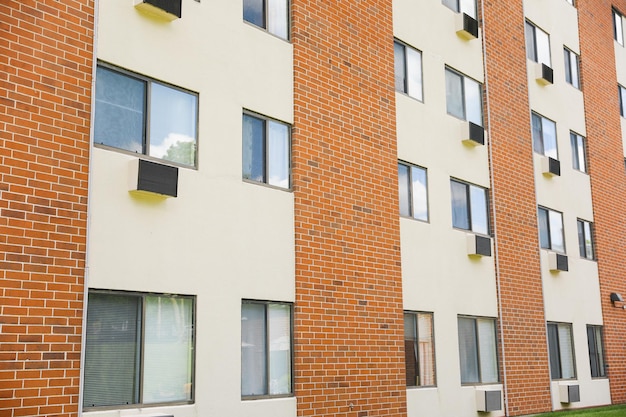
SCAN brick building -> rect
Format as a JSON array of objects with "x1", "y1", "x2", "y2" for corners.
[{"x1": 2, "y1": 0, "x2": 626, "y2": 416}]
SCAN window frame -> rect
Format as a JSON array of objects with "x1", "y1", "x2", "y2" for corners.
[
  {"x1": 241, "y1": 299, "x2": 294, "y2": 399},
  {"x1": 445, "y1": 67, "x2": 484, "y2": 126},
  {"x1": 547, "y1": 322, "x2": 577, "y2": 380},
  {"x1": 538, "y1": 206, "x2": 566, "y2": 253},
  {"x1": 242, "y1": 110, "x2": 292, "y2": 190},
  {"x1": 532, "y1": 112, "x2": 558, "y2": 159},
  {"x1": 404, "y1": 311, "x2": 436, "y2": 388},
  {"x1": 563, "y1": 47, "x2": 580, "y2": 89},
  {"x1": 450, "y1": 179, "x2": 490, "y2": 235},
  {"x1": 94, "y1": 62, "x2": 199, "y2": 168},
  {"x1": 570, "y1": 132, "x2": 587, "y2": 173},
  {"x1": 614, "y1": 9, "x2": 624, "y2": 46},
  {"x1": 587, "y1": 325, "x2": 607, "y2": 378},
  {"x1": 525, "y1": 20, "x2": 552, "y2": 67},
  {"x1": 394, "y1": 39, "x2": 424, "y2": 102},
  {"x1": 457, "y1": 316, "x2": 499, "y2": 385},
  {"x1": 398, "y1": 161, "x2": 429, "y2": 222},
  {"x1": 83, "y1": 290, "x2": 196, "y2": 410},
  {"x1": 577, "y1": 219, "x2": 594, "y2": 260},
  {"x1": 243, "y1": 0, "x2": 290, "y2": 40}
]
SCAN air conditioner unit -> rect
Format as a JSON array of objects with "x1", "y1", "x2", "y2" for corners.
[
  {"x1": 536, "y1": 63, "x2": 554, "y2": 85},
  {"x1": 467, "y1": 234, "x2": 492, "y2": 257},
  {"x1": 129, "y1": 159, "x2": 179, "y2": 198},
  {"x1": 134, "y1": 0, "x2": 182, "y2": 20},
  {"x1": 461, "y1": 121, "x2": 485, "y2": 146},
  {"x1": 548, "y1": 252, "x2": 568, "y2": 272},
  {"x1": 541, "y1": 156, "x2": 561, "y2": 177},
  {"x1": 456, "y1": 13, "x2": 480, "y2": 40},
  {"x1": 476, "y1": 388, "x2": 502, "y2": 412},
  {"x1": 559, "y1": 383, "x2": 580, "y2": 403}
]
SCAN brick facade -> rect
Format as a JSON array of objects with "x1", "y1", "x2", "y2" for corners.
[
  {"x1": 291, "y1": 1, "x2": 406, "y2": 416},
  {"x1": 0, "y1": 1, "x2": 93, "y2": 416}
]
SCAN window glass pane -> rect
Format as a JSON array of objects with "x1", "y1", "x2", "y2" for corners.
[
  {"x1": 477, "y1": 319, "x2": 498, "y2": 383},
  {"x1": 406, "y1": 47, "x2": 423, "y2": 101},
  {"x1": 84, "y1": 293, "x2": 140, "y2": 408},
  {"x1": 411, "y1": 166, "x2": 428, "y2": 221},
  {"x1": 442, "y1": 0, "x2": 458, "y2": 12},
  {"x1": 564, "y1": 49, "x2": 572, "y2": 84},
  {"x1": 570, "y1": 53, "x2": 580, "y2": 88},
  {"x1": 620, "y1": 86, "x2": 626, "y2": 117},
  {"x1": 577, "y1": 220, "x2": 585, "y2": 257},
  {"x1": 541, "y1": 117, "x2": 558, "y2": 159},
  {"x1": 594, "y1": 327, "x2": 605, "y2": 377},
  {"x1": 404, "y1": 314, "x2": 418, "y2": 386},
  {"x1": 268, "y1": 121, "x2": 290, "y2": 188},
  {"x1": 267, "y1": 0, "x2": 288, "y2": 39},
  {"x1": 470, "y1": 185, "x2": 488, "y2": 235},
  {"x1": 587, "y1": 326, "x2": 599, "y2": 377},
  {"x1": 418, "y1": 314, "x2": 435, "y2": 386},
  {"x1": 241, "y1": 303, "x2": 267, "y2": 396},
  {"x1": 525, "y1": 22, "x2": 537, "y2": 61},
  {"x1": 445, "y1": 70, "x2": 464, "y2": 120},
  {"x1": 451, "y1": 181, "x2": 469, "y2": 230},
  {"x1": 460, "y1": 0, "x2": 476, "y2": 18},
  {"x1": 149, "y1": 83, "x2": 197, "y2": 166},
  {"x1": 615, "y1": 11, "x2": 624, "y2": 45},
  {"x1": 394, "y1": 42, "x2": 406, "y2": 93},
  {"x1": 584, "y1": 221, "x2": 593, "y2": 259},
  {"x1": 532, "y1": 113, "x2": 543, "y2": 154},
  {"x1": 244, "y1": 0, "x2": 265, "y2": 28},
  {"x1": 547, "y1": 324, "x2": 561, "y2": 379},
  {"x1": 465, "y1": 78, "x2": 483, "y2": 127},
  {"x1": 143, "y1": 296, "x2": 194, "y2": 404},
  {"x1": 576, "y1": 136, "x2": 586, "y2": 172},
  {"x1": 458, "y1": 318, "x2": 479, "y2": 383},
  {"x1": 94, "y1": 66, "x2": 145, "y2": 154},
  {"x1": 538, "y1": 208, "x2": 550, "y2": 249},
  {"x1": 268, "y1": 304, "x2": 291, "y2": 395},
  {"x1": 536, "y1": 28, "x2": 551, "y2": 66},
  {"x1": 549, "y1": 210, "x2": 564, "y2": 252},
  {"x1": 558, "y1": 325, "x2": 575, "y2": 379},
  {"x1": 398, "y1": 164, "x2": 411, "y2": 218},
  {"x1": 243, "y1": 114, "x2": 265, "y2": 183}
]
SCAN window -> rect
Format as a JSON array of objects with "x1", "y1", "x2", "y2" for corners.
[
  {"x1": 614, "y1": 9, "x2": 624, "y2": 46},
  {"x1": 532, "y1": 112, "x2": 558, "y2": 159},
  {"x1": 570, "y1": 132, "x2": 586, "y2": 173},
  {"x1": 619, "y1": 85, "x2": 626, "y2": 117},
  {"x1": 83, "y1": 291, "x2": 195, "y2": 408},
  {"x1": 241, "y1": 300, "x2": 292, "y2": 398},
  {"x1": 587, "y1": 325, "x2": 606, "y2": 378},
  {"x1": 398, "y1": 162, "x2": 428, "y2": 221},
  {"x1": 525, "y1": 21, "x2": 551, "y2": 67},
  {"x1": 94, "y1": 64, "x2": 198, "y2": 167},
  {"x1": 404, "y1": 312, "x2": 436, "y2": 387},
  {"x1": 445, "y1": 67, "x2": 483, "y2": 126},
  {"x1": 242, "y1": 112, "x2": 291, "y2": 189},
  {"x1": 450, "y1": 179, "x2": 489, "y2": 235},
  {"x1": 442, "y1": 0, "x2": 476, "y2": 18},
  {"x1": 458, "y1": 316, "x2": 498, "y2": 384},
  {"x1": 577, "y1": 219, "x2": 594, "y2": 259},
  {"x1": 538, "y1": 207, "x2": 565, "y2": 253},
  {"x1": 243, "y1": 0, "x2": 289, "y2": 40},
  {"x1": 564, "y1": 48, "x2": 580, "y2": 89},
  {"x1": 566, "y1": 0, "x2": 574, "y2": 5},
  {"x1": 547, "y1": 322, "x2": 576, "y2": 380},
  {"x1": 394, "y1": 40, "x2": 423, "y2": 101}
]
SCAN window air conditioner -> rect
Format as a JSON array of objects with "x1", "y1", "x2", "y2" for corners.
[
  {"x1": 559, "y1": 383, "x2": 580, "y2": 403},
  {"x1": 456, "y1": 13, "x2": 480, "y2": 40},
  {"x1": 134, "y1": 0, "x2": 182, "y2": 20},
  {"x1": 476, "y1": 388, "x2": 502, "y2": 412},
  {"x1": 541, "y1": 156, "x2": 561, "y2": 177},
  {"x1": 461, "y1": 121, "x2": 485, "y2": 146},
  {"x1": 129, "y1": 159, "x2": 179, "y2": 198},
  {"x1": 548, "y1": 252, "x2": 568, "y2": 272},
  {"x1": 536, "y1": 63, "x2": 554, "y2": 85},
  {"x1": 467, "y1": 234, "x2": 492, "y2": 257}
]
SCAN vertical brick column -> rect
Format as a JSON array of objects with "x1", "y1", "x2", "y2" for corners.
[
  {"x1": 291, "y1": 2, "x2": 406, "y2": 416},
  {"x1": 0, "y1": 1, "x2": 93, "y2": 416},
  {"x1": 482, "y1": 1, "x2": 553, "y2": 414},
  {"x1": 578, "y1": 0, "x2": 626, "y2": 403}
]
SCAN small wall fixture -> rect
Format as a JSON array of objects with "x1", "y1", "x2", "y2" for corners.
[{"x1": 610, "y1": 292, "x2": 625, "y2": 308}]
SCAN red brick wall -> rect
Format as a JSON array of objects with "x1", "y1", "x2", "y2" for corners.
[
  {"x1": 578, "y1": 0, "x2": 626, "y2": 404},
  {"x1": 483, "y1": 1, "x2": 553, "y2": 415},
  {"x1": 291, "y1": 1, "x2": 406, "y2": 416},
  {"x1": 0, "y1": 1, "x2": 93, "y2": 415}
]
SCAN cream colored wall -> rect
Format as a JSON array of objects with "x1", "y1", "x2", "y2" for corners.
[
  {"x1": 525, "y1": 0, "x2": 609, "y2": 410},
  {"x1": 85, "y1": 1, "x2": 295, "y2": 417},
  {"x1": 395, "y1": 0, "x2": 499, "y2": 416}
]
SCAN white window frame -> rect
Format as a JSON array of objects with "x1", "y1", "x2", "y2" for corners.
[
  {"x1": 394, "y1": 39, "x2": 423, "y2": 101},
  {"x1": 442, "y1": 0, "x2": 477, "y2": 19},
  {"x1": 564, "y1": 47, "x2": 580, "y2": 89},
  {"x1": 532, "y1": 112, "x2": 558, "y2": 159},
  {"x1": 538, "y1": 206, "x2": 565, "y2": 253},
  {"x1": 587, "y1": 325, "x2": 606, "y2": 378},
  {"x1": 398, "y1": 161, "x2": 428, "y2": 221},
  {"x1": 458, "y1": 316, "x2": 499, "y2": 384},
  {"x1": 404, "y1": 311, "x2": 436, "y2": 387},
  {"x1": 450, "y1": 179, "x2": 489, "y2": 235},
  {"x1": 525, "y1": 21, "x2": 552, "y2": 67},
  {"x1": 243, "y1": 0, "x2": 290, "y2": 40},
  {"x1": 614, "y1": 9, "x2": 624, "y2": 46},
  {"x1": 547, "y1": 322, "x2": 576, "y2": 380},
  {"x1": 570, "y1": 132, "x2": 586, "y2": 173},
  {"x1": 445, "y1": 67, "x2": 483, "y2": 126},
  {"x1": 577, "y1": 219, "x2": 594, "y2": 260},
  {"x1": 620, "y1": 85, "x2": 626, "y2": 117}
]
